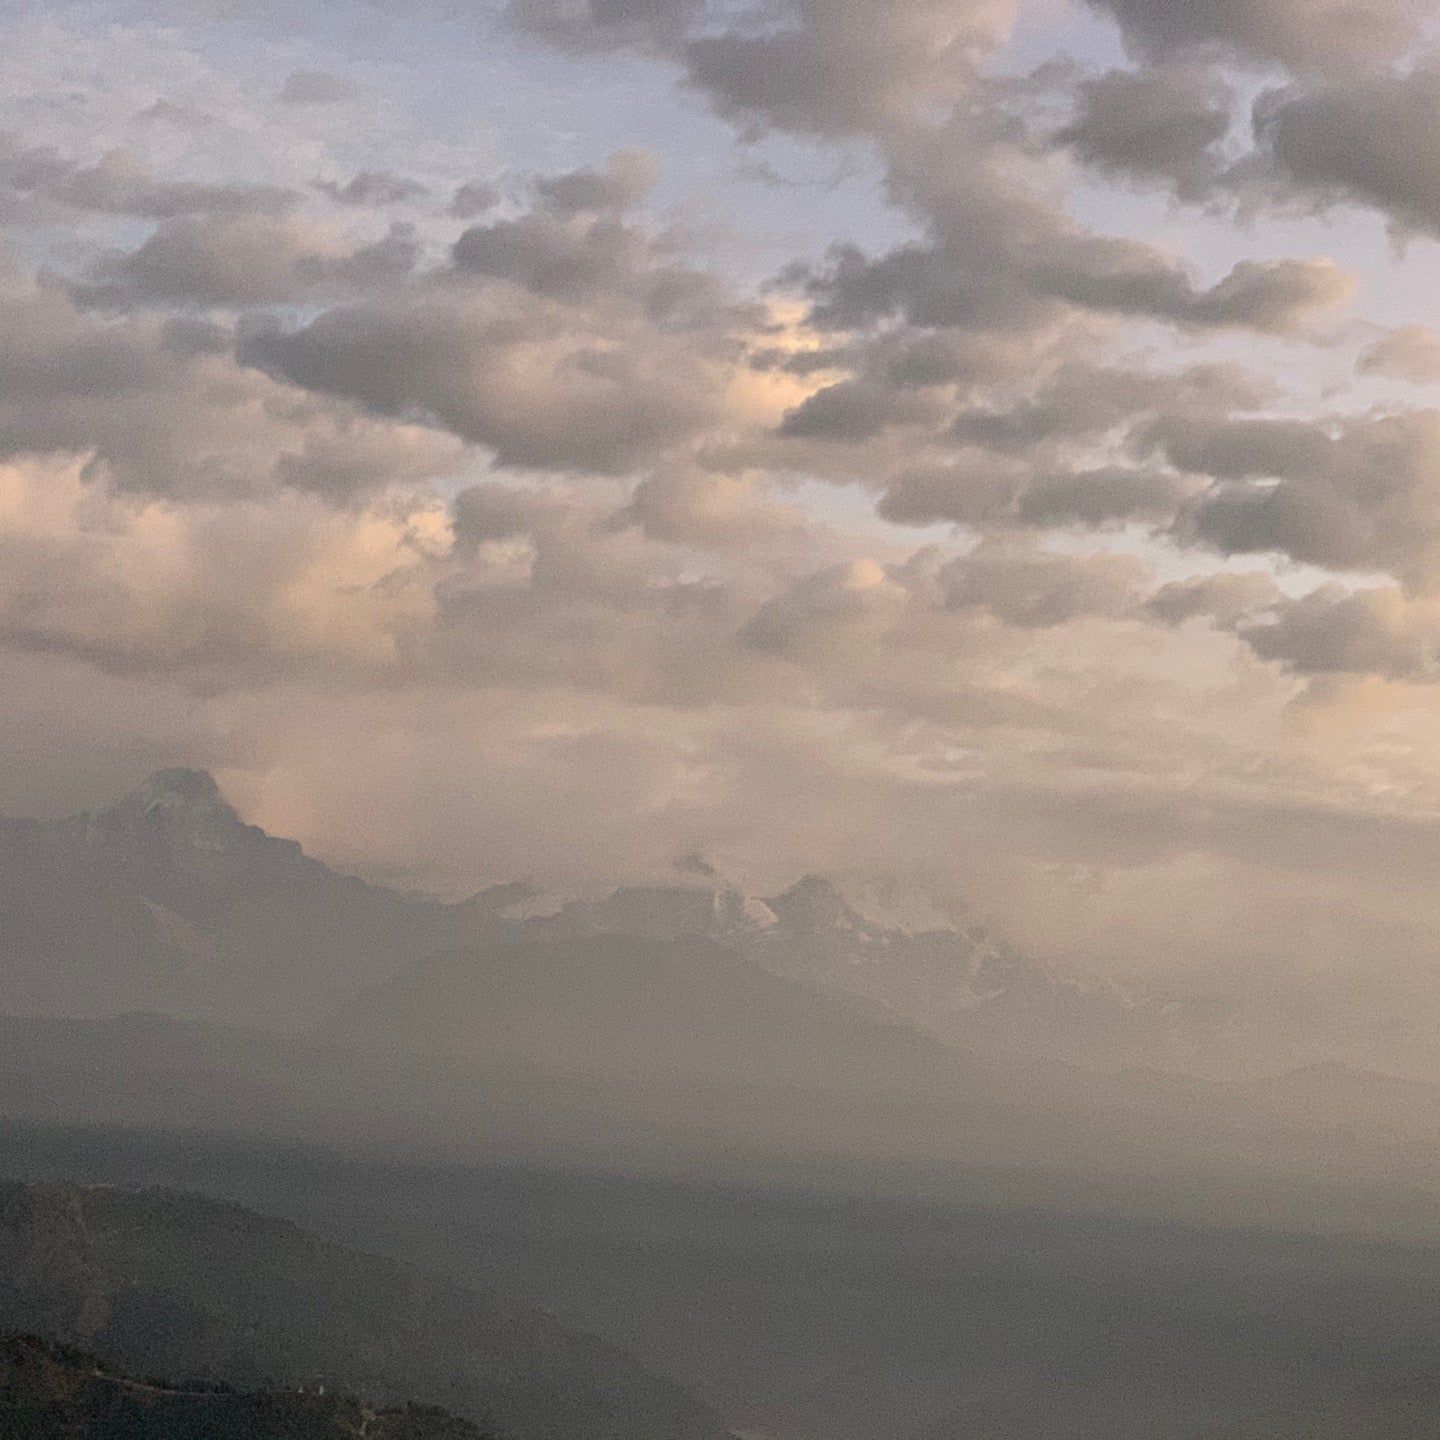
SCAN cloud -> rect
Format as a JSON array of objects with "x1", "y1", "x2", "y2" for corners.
[
  {"x1": 1243, "y1": 585, "x2": 1440, "y2": 680},
  {"x1": 1014, "y1": 467, "x2": 1195, "y2": 528},
  {"x1": 0, "y1": 274, "x2": 464, "y2": 503},
  {"x1": 240, "y1": 153, "x2": 763, "y2": 475},
  {"x1": 1156, "y1": 411, "x2": 1440, "y2": 587},
  {"x1": 1147, "y1": 570, "x2": 1283, "y2": 628},
  {"x1": 0, "y1": 453, "x2": 451, "y2": 683},
  {"x1": 509, "y1": 0, "x2": 1021, "y2": 136},
  {"x1": 939, "y1": 542, "x2": 1150, "y2": 628},
  {"x1": 505, "y1": 0, "x2": 701, "y2": 55},
  {"x1": 452, "y1": 210, "x2": 659, "y2": 302},
  {"x1": 798, "y1": 122, "x2": 1353, "y2": 340},
  {"x1": 740, "y1": 558, "x2": 909, "y2": 660},
  {"x1": 1359, "y1": 325, "x2": 1440, "y2": 383},
  {"x1": 450, "y1": 181, "x2": 500, "y2": 219},
  {"x1": 1181, "y1": 257, "x2": 1355, "y2": 332},
  {"x1": 1053, "y1": 66, "x2": 1235, "y2": 199},
  {"x1": 0, "y1": 133, "x2": 297, "y2": 219},
  {"x1": 535, "y1": 150, "x2": 659, "y2": 213},
  {"x1": 243, "y1": 287, "x2": 738, "y2": 474},
  {"x1": 73, "y1": 215, "x2": 418, "y2": 309},
  {"x1": 318, "y1": 170, "x2": 429, "y2": 207},
  {"x1": 776, "y1": 359, "x2": 1269, "y2": 531},
  {"x1": 778, "y1": 378, "x2": 952, "y2": 441},
  {"x1": 801, "y1": 232, "x2": 1350, "y2": 347},
  {"x1": 1240, "y1": 67, "x2": 1440, "y2": 236},
  {"x1": 1084, "y1": 0, "x2": 1429, "y2": 72},
  {"x1": 278, "y1": 69, "x2": 355, "y2": 104},
  {"x1": 13, "y1": 0, "x2": 1440, "y2": 983},
  {"x1": 614, "y1": 466, "x2": 807, "y2": 550},
  {"x1": 949, "y1": 362, "x2": 1273, "y2": 454}
]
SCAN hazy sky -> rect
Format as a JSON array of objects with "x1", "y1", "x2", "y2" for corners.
[{"x1": 11, "y1": 0, "x2": 1440, "y2": 979}]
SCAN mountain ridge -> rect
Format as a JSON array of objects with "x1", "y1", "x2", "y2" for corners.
[
  {"x1": 0, "y1": 769, "x2": 1310, "y2": 1078},
  {"x1": 0, "y1": 770, "x2": 508, "y2": 1026}
]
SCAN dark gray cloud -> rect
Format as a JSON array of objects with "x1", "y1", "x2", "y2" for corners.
[
  {"x1": 1141, "y1": 416, "x2": 1333, "y2": 482},
  {"x1": 536, "y1": 150, "x2": 659, "y2": 213},
  {"x1": 446, "y1": 157, "x2": 725, "y2": 324},
  {"x1": 450, "y1": 156, "x2": 740, "y2": 324},
  {"x1": 875, "y1": 458, "x2": 1035, "y2": 529},
  {"x1": 0, "y1": 275, "x2": 462, "y2": 503},
  {"x1": 803, "y1": 234, "x2": 1348, "y2": 338},
  {"x1": 318, "y1": 170, "x2": 429, "y2": 207},
  {"x1": 616, "y1": 467, "x2": 807, "y2": 549},
  {"x1": 774, "y1": 359, "x2": 1271, "y2": 531},
  {"x1": 1054, "y1": 66, "x2": 1234, "y2": 199},
  {"x1": 1158, "y1": 411, "x2": 1440, "y2": 586},
  {"x1": 73, "y1": 215, "x2": 420, "y2": 309},
  {"x1": 452, "y1": 211, "x2": 657, "y2": 302},
  {"x1": 1241, "y1": 68, "x2": 1440, "y2": 236},
  {"x1": 0, "y1": 133, "x2": 297, "y2": 219},
  {"x1": 799, "y1": 127, "x2": 1352, "y2": 340},
  {"x1": 242, "y1": 288, "x2": 735, "y2": 474},
  {"x1": 1243, "y1": 585, "x2": 1440, "y2": 680},
  {"x1": 740, "y1": 559, "x2": 906, "y2": 660},
  {"x1": 778, "y1": 378, "x2": 951, "y2": 441},
  {"x1": 133, "y1": 98, "x2": 213, "y2": 132},
  {"x1": 1014, "y1": 467, "x2": 1194, "y2": 528},
  {"x1": 450, "y1": 180, "x2": 500, "y2": 219},
  {"x1": 949, "y1": 362, "x2": 1272, "y2": 454},
  {"x1": 1085, "y1": 0, "x2": 1428, "y2": 72},
  {"x1": 509, "y1": 0, "x2": 1020, "y2": 136},
  {"x1": 228, "y1": 152, "x2": 759, "y2": 474},
  {"x1": 505, "y1": 0, "x2": 700, "y2": 54}
]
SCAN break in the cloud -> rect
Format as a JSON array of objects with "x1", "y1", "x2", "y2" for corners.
[{"x1": 11, "y1": 0, "x2": 1440, "y2": 981}]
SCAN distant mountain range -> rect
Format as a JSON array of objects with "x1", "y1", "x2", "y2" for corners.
[
  {"x1": 0, "y1": 1182, "x2": 724, "y2": 1440},
  {"x1": 0, "y1": 1332, "x2": 485, "y2": 1439},
  {"x1": 515, "y1": 871, "x2": 1260, "y2": 1075},
  {"x1": 12, "y1": 771, "x2": 1440, "y2": 1223},
  {"x1": 0, "y1": 768, "x2": 1259, "y2": 1077}
]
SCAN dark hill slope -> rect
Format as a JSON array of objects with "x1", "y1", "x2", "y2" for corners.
[
  {"x1": 0, "y1": 1332, "x2": 484, "y2": 1439},
  {"x1": 0, "y1": 1183, "x2": 723, "y2": 1440}
]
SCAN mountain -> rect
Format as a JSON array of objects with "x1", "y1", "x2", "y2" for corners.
[
  {"x1": 0, "y1": 770, "x2": 504, "y2": 1026},
  {"x1": 0, "y1": 770, "x2": 1269, "y2": 1075},
  {"x1": 517, "y1": 874, "x2": 1255, "y2": 1077},
  {"x1": 321, "y1": 930, "x2": 973, "y2": 1093},
  {"x1": 0, "y1": 1332, "x2": 485, "y2": 1438},
  {"x1": 0, "y1": 1183, "x2": 725, "y2": 1440}
]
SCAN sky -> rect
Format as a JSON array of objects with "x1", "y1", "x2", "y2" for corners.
[{"x1": 10, "y1": 0, "x2": 1440, "y2": 983}]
